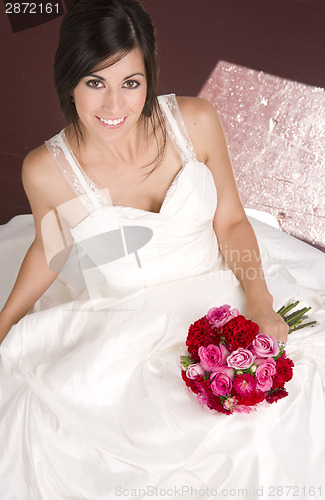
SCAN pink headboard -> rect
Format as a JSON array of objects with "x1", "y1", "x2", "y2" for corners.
[{"x1": 199, "y1": 61, "x2": 325, "y2": 250}]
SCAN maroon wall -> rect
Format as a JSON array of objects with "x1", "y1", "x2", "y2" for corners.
[{"x1": 1, "y1": 0, "x2": 325, "y2": 224}]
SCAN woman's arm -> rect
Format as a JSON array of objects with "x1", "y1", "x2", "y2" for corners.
[
  {"x1": 0, "y1": 241, "x2": 59, "y2": 343},
  {"x1": 179, "y1": 97, "x2": 288, "y2": 343},
  {"x1": 0, "y1": 147, "x2": 65, "y2": 344}
]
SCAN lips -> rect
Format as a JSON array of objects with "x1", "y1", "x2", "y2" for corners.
[{"x1": 97, "y1": 116, "x2": 127, "y2": 128}]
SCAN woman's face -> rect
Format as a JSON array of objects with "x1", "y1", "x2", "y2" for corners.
[{"x1": 72, "y1": 48, "x2": 148, "y2": 143}]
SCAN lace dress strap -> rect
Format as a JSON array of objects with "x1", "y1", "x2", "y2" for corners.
[
  {"x1": 158, "y1": 94, "x2": 197, "y2": 165},
  {"x1": 45, "y1": 130, "x2": 111, "y2": 213}
]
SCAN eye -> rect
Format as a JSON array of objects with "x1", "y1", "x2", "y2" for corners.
[
  {"x1": 86, "y1": 80, "x2": 104, "y2": 89},
  {"x1": 123, "y1": 80, "x2": 140, "y2": 89}
]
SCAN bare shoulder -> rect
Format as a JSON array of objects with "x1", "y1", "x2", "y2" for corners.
[
  {"x1": 22, "y1": 143, "x2": 68, "y2": 213},
  {"x1": 175, "y1": 96, "x2": 224, "y2": 162},
  {"x1": 176, "y1": 95, "x2": 214, "y2": 115},
  {"x1": 176, "y1": 96, "x2": 221, "y2": 126},
  {"x1": 22, "y1": 144, "x2": 55, "y2": 189}
]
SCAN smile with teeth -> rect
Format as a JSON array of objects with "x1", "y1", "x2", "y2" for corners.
[{"x1": 99, "y1": 117, "x2": 125, "y2": 126}]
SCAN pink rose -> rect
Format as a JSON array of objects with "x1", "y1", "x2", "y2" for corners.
[
  {"x1": 249, "y1": 334, "x2": 279, "y2": 358},
  {"x1": 227, "y1": 348, "x2": 256, "y2": 370},
  {"x1": 186, "y1": 363, "x2": 205, "y2": 379},
  {"x1": 254, "y1": 356, "x2": 276, "y2": 367},
  {"x1": 206, "y1": 305, "x2": 239, "y2": 329},
  {"x1": 210, "y1": 371, "x2": 233, "y2": 396},
  {"x1": 198, "y1": 344, "x2": 230, "y2": 372},
  {"x1": 256, "y1": 358, "x2": 276, "y2": 392},
  {"x1": 212, "y1": 365, "x2": 235, "y2": 380}
]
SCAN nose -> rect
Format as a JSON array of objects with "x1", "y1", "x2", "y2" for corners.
[{"x1": 101, "y1": 89, "x2": 125, "y2": 117}]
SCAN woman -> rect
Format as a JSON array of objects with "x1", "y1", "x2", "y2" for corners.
[
  {"x1": 0, "y1": 0, "x2": 324, "y2": 498},
  {"x1": 0, "y1": 0, "x2": 286, "y2": 345}
]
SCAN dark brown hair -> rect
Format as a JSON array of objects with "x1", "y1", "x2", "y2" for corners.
[{"x1": 54, "y1": 0, "x2": 166, "y2": 166}]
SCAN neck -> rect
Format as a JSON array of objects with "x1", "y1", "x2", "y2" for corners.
[{"x1": 79, "y1": 117, "x2": 150, "y2": 166}]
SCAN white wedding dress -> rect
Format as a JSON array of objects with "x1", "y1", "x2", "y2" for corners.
[{"x1": 0, "y1": 95, "x2": 325, "y2": 500}]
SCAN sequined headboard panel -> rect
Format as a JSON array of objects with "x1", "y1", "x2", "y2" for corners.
[{"x1": 199, "y1": 61, "x2": 325, "y2": 250}]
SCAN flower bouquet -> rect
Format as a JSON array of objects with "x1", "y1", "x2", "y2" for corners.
[{"x1": 180, "y1": 302, "x2": 315, "y2": 414}]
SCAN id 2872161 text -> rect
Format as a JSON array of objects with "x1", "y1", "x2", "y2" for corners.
[{"x1": 5, "y1": 2, "x2": 60, "y2": 14}]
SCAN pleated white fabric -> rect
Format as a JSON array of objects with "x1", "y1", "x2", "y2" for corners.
[{"x1": 0, "y1": 95, "x2": 324, "y2": 500}]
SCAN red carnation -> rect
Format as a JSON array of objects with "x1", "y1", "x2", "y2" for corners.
[
  {"x1": 272, "y1": 355, "x2": 294, "y2": 389},
  {"x1": 222, "y1": 315, "x2": 259, "y2": 350},
  {"x1": 206, "y1": 393, "x2": 231, "y2": 414},
  {"x1": 181, "y1": 370, "x2": 200, "y2": 394},
  {"x1": 181, "y1": 371, "x2": 231, "y2": 414},
  {"x1": 186, "y1": 317, "x2": 221, "y2": 360},
  {"x1": 235, "y1": 389, "x2": 265, "y2": 407},
  {"x1": 197, "y1": 378, "x2": 231, "y2": 414},
  {"x1": 266, "y1": 388, "x2": 288, "y2": 404}
]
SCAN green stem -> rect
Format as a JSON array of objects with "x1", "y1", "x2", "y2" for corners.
[
  {"x1": 289, "y1": 321, "x2": 317, "y2": 333},
  {"x1": 278, "y1": 301, "x2": 316, "y2": 334},
  {"x1": 287, "y1": 316, "x2": 303, "y2": 327},
  {"x1": 277, "y1": 301, "x2": 299, "y2": 317},
  {"x1": 284, "y1": 307, "x2": 311, "y2": 322},
  {"x1": 286, "y1": 309, "x2": 312, "y2": 327}
]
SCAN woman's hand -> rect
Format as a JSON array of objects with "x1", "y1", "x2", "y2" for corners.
[{"x1": 246, "y1": 304, "x2": 289, "y2": 345}]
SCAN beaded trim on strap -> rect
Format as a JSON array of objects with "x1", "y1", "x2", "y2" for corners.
[{"x1": 158, "y1": 94, "x2": 197, "y2": 166}]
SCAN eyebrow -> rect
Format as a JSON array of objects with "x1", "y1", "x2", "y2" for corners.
[{"x1": 85, "y1": 72, "x2": 145, "y2": 81}]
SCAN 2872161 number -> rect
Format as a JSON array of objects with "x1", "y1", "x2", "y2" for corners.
[
  {"x1": 269, "y1": 485, "x2": 322, "y2": 497},
  {"x1": 5, "y1": 3, "x2": 60, "y2": 14}
]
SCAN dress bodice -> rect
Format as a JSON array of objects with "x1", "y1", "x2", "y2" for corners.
[{"x1": 45, "y1": 94, "x2": 222, "y2": 299}]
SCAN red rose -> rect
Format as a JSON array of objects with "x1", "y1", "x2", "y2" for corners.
[
  {"x1": 222, "y1": 315, "x2": 259, "y2": 350},
  {"x1": 266, "y1": 388, "x2": 288, "y2": 404},
  {"x1": 272, "y1": 355, "x2": 294, "y2": 389},
  {"x1": 186, "y1": 317, "x2": 221, "y2": 360}
]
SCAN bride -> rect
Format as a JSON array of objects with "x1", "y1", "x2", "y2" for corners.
[
  {"x1": 0, "y1": 0, "x2": 324, "y2": 498},
  {"x1": 0, "y1": 0, "x2": 287, "y2": 346}
]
